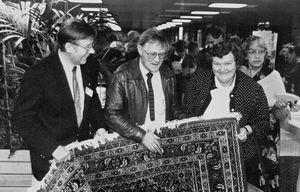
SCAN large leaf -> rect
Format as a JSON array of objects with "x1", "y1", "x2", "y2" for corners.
[{"x1": 0, "y1": 34, "x2": 24, "y2": 44}]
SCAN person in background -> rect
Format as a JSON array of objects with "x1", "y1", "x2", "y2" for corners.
[
  {"x1": 180, "y1": 41, "x2": 198, "y2": 103},
  {"x1": 12, "y1": 18, "x2": 105, "y2": 180},
  {"x1": 240, "y1": 35, "x2": 289, "y2": 191},
  {"x1": 196, "y1": 25, "x2": 224, "y2": 71},
  {"x1": 105, "y1": 28, "x2": 184, "y2": 154},
  {"x1": 283, "y1": 45, "x2": 300, "y2": 96},
  {"x1": 124, "y1": 30, "x2": 140, "y2": 61},
  {"x1": 169, "y1": 40, "x2": 187, "y2": 106},
  {"x1": 183, "y1": 40, "x2": 270, "y2": 188}
]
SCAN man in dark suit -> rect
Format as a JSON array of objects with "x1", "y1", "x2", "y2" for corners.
[{"x1": 12, "y1": 18, "x2": 104, "y2": 180}]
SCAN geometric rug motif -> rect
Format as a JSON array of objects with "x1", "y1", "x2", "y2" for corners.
[{"x1": 36, "y1": 117, "x2": 246, "y2": 192}]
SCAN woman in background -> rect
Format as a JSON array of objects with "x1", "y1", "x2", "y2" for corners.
[{"x1": 241, "y1": 35, "x2": 288, "y2": 191}]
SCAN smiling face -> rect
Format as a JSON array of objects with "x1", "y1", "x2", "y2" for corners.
[
  {"x1": 247, "y1": 40, "x2": 267, "y2": 69},
  {"x1": 68, "y1": 37, "x2": 95, "y2": 65},
  {"x1": 212, "y1": 51, "x2": 237, "y2": 87},
  {"x1": 137, "y1": 40, "x2": 167, "y2": 73}
]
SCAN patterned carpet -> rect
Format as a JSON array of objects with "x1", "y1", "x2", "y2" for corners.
[{"x1": 36, "y1": 117, "x2": 246, "y2": 192}]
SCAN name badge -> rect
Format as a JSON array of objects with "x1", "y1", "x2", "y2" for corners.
[{"x1": 85, "y1": 87, "x2": 93, "y2": 97}]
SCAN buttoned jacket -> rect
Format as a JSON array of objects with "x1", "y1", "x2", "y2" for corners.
[{"x1": 183, "y1": 70, "x2": 270, "y2": 160}]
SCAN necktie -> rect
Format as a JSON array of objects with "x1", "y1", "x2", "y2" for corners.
[
  {"x1": 146, "y1": 72, "x2": 155, "y2": 121},
  {"x1": 72, "y1": 66, "x2": 81, "y2": 126}
]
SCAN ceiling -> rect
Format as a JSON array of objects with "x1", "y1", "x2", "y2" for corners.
[{"x1": 66, "y1": 0, "x2": 297, "y2": 32}]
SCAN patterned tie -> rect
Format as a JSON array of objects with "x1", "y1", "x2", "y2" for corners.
[
  {"x1": 72, "y1": 66, "x2": 81, "y2": 126},
  {"x1": 146, "y1": 72, "x2": 155, "y2": 121}
]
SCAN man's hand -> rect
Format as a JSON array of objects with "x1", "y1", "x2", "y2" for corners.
[
  {"x1": 142, "y1": 131, "x2": 163, "y2": 154},
  {"x1": 52, "y1": 145, "x2": 70, "y2": 163},
  {"x1": 94, "y1": 128, "x2": 107, "y2": 144}
]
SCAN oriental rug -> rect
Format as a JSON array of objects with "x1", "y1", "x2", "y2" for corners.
[{"x1": 34, "y1": 117, "x2": 246, "y2": 192}]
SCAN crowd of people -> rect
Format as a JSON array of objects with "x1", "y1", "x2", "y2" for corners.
[{"x1": 11, "y1": 18, "x2": 300, "y2": 192}]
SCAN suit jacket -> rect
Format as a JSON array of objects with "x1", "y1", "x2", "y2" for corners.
[{"x1": 12, "y1": 52, "x2": 104, "y2": 180}]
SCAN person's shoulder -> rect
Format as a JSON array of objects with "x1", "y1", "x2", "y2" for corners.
[
  {"x1": 239, "y1": 65, "x2": 248, "y2": 74},
  {"x1": 160, "y1": 62, "x2": 175, "y2": 77},
  {"x1": 237, "y1": 71, "x2": 264, "y2": 91},
  {"x1": 25, "y1": 53, "x2": 58, "y2": 74},
  {"x1": 237, "y1": 70, "x2": 258, "y2": 84},
  {"x1": 190, "y1": 70, "x2": 212, "y2": 84},
  {"x1": 115, "y1": 58, "x2": 137, "y2": 73}
]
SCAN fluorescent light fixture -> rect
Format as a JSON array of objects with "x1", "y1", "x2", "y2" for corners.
[
  {"x1": 172, "y1": 19, "x2": 191, "y2": 23},
  {"x1": 165, "y1": 9, "x2": 190, "y2": 13},
  {"x1": 179, "y1": 27, "x2": 183, "y2": 40},
  {"x1": 220, "y1": 11, "x2": 231, "y2": 14},
  {"x1": 81, "y1": 7, "x2": 108, "y2": 12},
  {"x1": 159, "y1": 14, "x2": 179, "y2": 18},
  {"x1": 174, "y1": 2, "x2": 207, "y2": 6},
  {"x1": 166, "y1": 22, "x2": 182, "y2": 25},
  {"x1": 191, "y1": 11, "x2": 219, "y2": 15},
  {"x1": 180, "y1": 16, "x2": 202, "y2": 19},
  {"x1": 209, "y1": 3, "x2": 247, "y2": 8},
  {"x1": 68, "y1": 0, "x2": 102, "y2": 3}
]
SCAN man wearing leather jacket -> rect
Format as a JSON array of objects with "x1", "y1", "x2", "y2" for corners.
[{"x1": 105, "y1": 28, "x2": 184, "y2": 154}]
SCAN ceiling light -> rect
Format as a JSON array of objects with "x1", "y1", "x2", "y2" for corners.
[
  {"x1": 174, "y1": 2, "x2": 207, "y2": 6},
  {"x1": 180, "y1": 16, "x2": 202, "y2": 19},
  {"x1": 159, "y1": 14, "x2": 179, "y2": 18},
  {"x1": 191, "y1": 11, "x2": 219, "y2": 15},
  {"x1": 166, "y1": 22, "x2": 182, "y2": 25},
  {"x1": 209, "y1": 3, "x2": 247, "y2": 8},
  {"x1": 68, "y1": 0, "x2": 102, "y2": 3},
  {"x1": 81, "y1": 7, "x2": 108, "y2": 12},
  {"x1": 165, "y1": 9, "x2": 190, "y2": 13},
  {"x1": 172, "y1": 19, "x2": 191, "y2": 23}
]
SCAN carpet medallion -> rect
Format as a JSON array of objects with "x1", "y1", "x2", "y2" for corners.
[{"x1": 35, "y1": 117, "x2": 246, "y2": 192}]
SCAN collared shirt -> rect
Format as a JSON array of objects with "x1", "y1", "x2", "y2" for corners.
[
  {"x1": 139, "y1": 60, "x2": 166, "y2": 131},
  {"x1": 58, "y1": 50, "x2": 85, "y2": 117},
  {"x1": 203, "y1": 75, "x2": 236, "y2": 118}
]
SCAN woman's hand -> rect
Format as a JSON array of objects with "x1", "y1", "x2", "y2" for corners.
[{"x1": 236, "y1": 128, "x2": 248, "y2": 142}]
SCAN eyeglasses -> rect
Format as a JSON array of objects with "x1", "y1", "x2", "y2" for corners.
[
  {"x1": 72, "y1": 42, "x2": 95, "y2": 51},
  {"x1": 248, "y1": 49, "x2": 266, "y2": 56},
  {"x1": 143, "y1": 48, "x2": 167, "y2": 61}
]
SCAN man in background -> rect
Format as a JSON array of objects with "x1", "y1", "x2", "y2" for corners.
[{"x1": 196, "y1": 25, "x2": 224, "y2": 71}]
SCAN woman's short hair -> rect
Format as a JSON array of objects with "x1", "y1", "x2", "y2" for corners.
[
  {"x1": 243, "y1": 35, "x2": 267, "y2": 53},
  {"x1": 138, "y1": 28, "x2": 169, "y2": 49},
  {"x1": 208, "y1": 39, "x2": 243, "y2": 66},
  {"x1": 57, "y1": 18, "x2": 96, "y2": 51}
]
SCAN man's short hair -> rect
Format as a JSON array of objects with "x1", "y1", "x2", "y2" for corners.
[
  {"x1": 57, "y1": 18, "x2": 96, "y2": 51},
  {"x1": 187, "y1": 42, "x2": 199, "y2": 53},
  {"x1": 138, "y1": 28, "x2": 169, "y2": 48},
  {"x1": 204, "y1": 25, "x2": 224, "y2": 39}
]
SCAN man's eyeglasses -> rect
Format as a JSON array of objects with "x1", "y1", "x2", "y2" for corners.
[
  {"x1": 72, "y1": 42, "x2": 95, "y2": 51},
  {"x1": 248, "y1": 49, "x2": 266, "y2": 56},
  {"x1": 143, "y1": 49, "x2": 167, "y2": 61}
]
